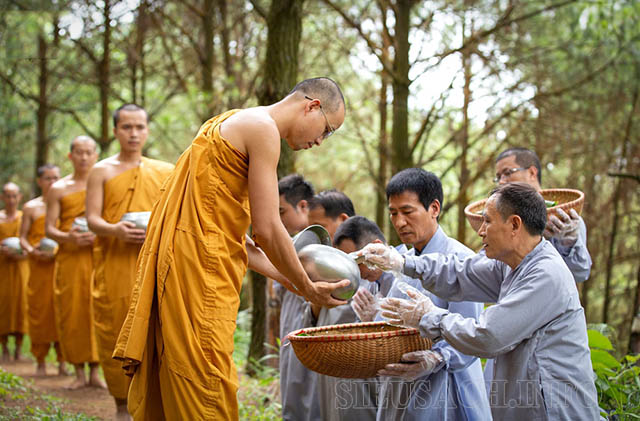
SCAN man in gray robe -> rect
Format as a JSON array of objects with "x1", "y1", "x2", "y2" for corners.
[{"x1": 359, "y1": 182, "x2": 600, "y2": 420}]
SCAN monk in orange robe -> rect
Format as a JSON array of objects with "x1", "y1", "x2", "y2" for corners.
[
  {"x1": 19, "y1": 164, "x2": 68, "y2": 376},
  {"x1": 86, "y1": 104, "x2": 174, "y2": 420},
  {"x1": 45, "y1": 136, "x2": 105, "y2": 390},
  {"x1": 0, "y1": 182, "x2": 29, "y2": 362},
  {"x1": 114, "y1": 77, "x2": 349, "y2": 420}
]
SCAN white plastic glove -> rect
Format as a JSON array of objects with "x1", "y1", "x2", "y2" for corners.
[
  {"x1": 379, "y1": 283, "x2": 435, "y2": 329},
  {"x1": 350, "y1": 287, "x2": 379, "y2": 322},
  {"x1": 377, "y1": 350, "x2": 444, "y2": 380},
  {"x1": 356, "y1": 243, "x2": 404, "y2": 273},
  {"x1": 545, "y1": 208, "x2": 580, "y2": 247}
]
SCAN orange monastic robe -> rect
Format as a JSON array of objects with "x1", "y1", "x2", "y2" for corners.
[
  {"x1": 114, "y1": 110, "x2": 250, "y2": 420},
  {"x1": 0, "y1": 212, "x2": 29, "y2": 336},
  {"x1": 93, "y1": 158, "x2": 173, "y2": 400},
  {"x1": 26, "y1": 215, "x2": 59, "y2": 360},
  {"x1": 53, "y1": 190, "x2": 98, "y2": 364}
]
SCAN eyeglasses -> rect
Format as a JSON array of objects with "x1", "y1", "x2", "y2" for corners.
[
  {"x1": 493, "y1": 167, "x2": 527, "y2": 183},
  {"x1": 305, "y1": 96, "x2": 335, "y2": 139}
]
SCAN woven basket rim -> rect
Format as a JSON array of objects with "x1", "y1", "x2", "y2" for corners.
[
  {"x1": 286, "y1": 321, "x2": 419, "y2": 343},
  {"x1": 464, "y1": 188, "x2": 584, "y2": 215}
]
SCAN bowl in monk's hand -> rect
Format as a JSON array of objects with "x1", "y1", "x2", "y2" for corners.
[
  {"x1": 1, "y1": 237, "x2": 23, "y2": 255},
  {"x1": 121, "y1": 211, "x2": 152, "y2": 230},
  {"x1": 39, "y1": 237, "x2": 58, "y2": 253},
  {"x1": 298, "y1": 244, "x2": 360, "y2": 300},
  {"x1": 72, "y1": 217, "x2": 89, "y2": 233},
  {"x1": 292, "y1": 225, "x2": 332, "y2": 252}
]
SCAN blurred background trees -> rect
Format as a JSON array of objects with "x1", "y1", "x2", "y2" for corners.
[{"x1": 1, "y1": 0, "x2": 638, "y2": 359}]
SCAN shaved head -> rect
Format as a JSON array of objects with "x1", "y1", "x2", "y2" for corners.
[
  {"x1": 2, "y1": 182, "x2": 20, "y2": 195},
  {"x1": 290, "y1": 77, "x2": 345, "y2": 114},
  {"x1": 70, "y1": 135, "x2": 98, "y2": 152}
]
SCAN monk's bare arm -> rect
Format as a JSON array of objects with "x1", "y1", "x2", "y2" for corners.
[
  {"x1": 19, "y1": 203, "x2": 36, "y2": 254},
  {"x1": 86, "y1": 164, "x2": 145, "y2": 243},
  {"x1": 44, "y1": 184, "x2": 71, "y2": 243},
  {"x1": 245, "y1": 122, "x2": 347, "y2": 307},
  {"x1": 246, "y1": 234, "x2": 300, "y2": 295}
]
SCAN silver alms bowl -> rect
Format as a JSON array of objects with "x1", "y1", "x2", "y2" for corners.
[
  {"x1": 298, "y1": 244, "x2": 360, "y2": 300},
  {"x1": 121, "y1": 211, "x2": 152, "y2": 230},
  {"x1": 1, "y1": 237, "x2": 22, "y2": 254},
  {"x1": 292, "y1": 225, "x2": 332, "y2": 252},
  {"x1": 72, "y1": 217, "x2": 89, "y2": 233},
  {"x1": 39, "y1": 237, "x2": 58, "y2": 252}
]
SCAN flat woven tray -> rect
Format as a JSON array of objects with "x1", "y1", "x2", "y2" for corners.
[
  {"x1": 286, "y1": 321, "x2": 432, "y2": 378},
  {"x1": 464, "y1": 188, "x2": 584, "y2": 232}
]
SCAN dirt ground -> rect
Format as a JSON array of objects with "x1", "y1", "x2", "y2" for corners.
[{"x1": 0, "y1": 359, "x2": 115, "y2": 420}]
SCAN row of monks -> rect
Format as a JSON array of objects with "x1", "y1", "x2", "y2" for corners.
[{"x1": 0, "y1": 104, "x2": 173, "y2": 420}]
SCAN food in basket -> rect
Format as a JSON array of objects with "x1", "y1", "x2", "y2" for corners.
[
  {"x1": 545, "y1": 200, "x2": 557, "y2": 208},
  {"x1": 298, "y1": 244, "x2": 360, "y2": 300},
  {"x1": 287, "y1": 321, "x2": 433, "y2": 378}
]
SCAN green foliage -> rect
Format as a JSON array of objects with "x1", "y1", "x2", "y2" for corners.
[
  {"x1": 588, "y1": 328, "x2": 640, "y2": 419},
  {"x1": 0, "y1": 368, "x2": 97, "y2": 421}
]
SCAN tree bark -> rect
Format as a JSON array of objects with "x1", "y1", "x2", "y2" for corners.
[
  {"x1": 457, "y1": 15, "x2": 472, "y2": 244},
  {"x1": 98, "y1": 0, "x2": 112, "y2": 155},
  {"x1": 248, "y1": 0, "x2": 305, "y2": 376},
  {"x1": 34, "y1": 33, "x2": 49, "y2": 196}
]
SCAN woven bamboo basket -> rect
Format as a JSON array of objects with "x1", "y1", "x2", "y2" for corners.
[
  {"x1": 286, "y1": 321, "x2": 432, "y2": 379},
  {"x1": 464, "y1": 188, "x2": 585, "y2": 232}
]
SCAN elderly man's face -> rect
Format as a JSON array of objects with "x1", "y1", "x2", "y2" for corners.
[
  {"x1": 478, "y1": 195, "x2": 513, "y2": 261},
  {"x1": 388, "y1": 191, "x2": 439, "y2": 252},
  {"x1": 495, "y1": 155, "x2": 537, "y2": 187}
]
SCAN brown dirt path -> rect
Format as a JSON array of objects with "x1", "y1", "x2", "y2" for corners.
[{"x1": 0, "y1": 359, "x2": 116, "y2": 420}]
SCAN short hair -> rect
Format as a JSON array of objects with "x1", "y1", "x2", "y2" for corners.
[
  {"x1": 278, "y1": 174, "x2": 315, "y2": 207},
  {"x1": 490, "y1": 182, "x2": 547, "y2": 236},
  {"x1": 386, "y1": 168, "x2": 444, "y2": 217},
  {"x1": 496, "y1": 147, "x2": 542, "y2": 184},
  {"x1": 333, "y1": 216, "x2": 386, "y2": 249},
  {"x1": 70, "y1": 135, "x2": 97, "y2": 152},
  {"x1": 309, "y1": 189, "x2": 355, "y2": 219},
  {"x1": 290, "y1": 77, "x2": 345, "y2": 114},
  {"x1": 37, "y1": 164, "x2": 59, "y2": 177},
  {"x1": 113, "y1": 104, "x2": 149, "y2": 128}
]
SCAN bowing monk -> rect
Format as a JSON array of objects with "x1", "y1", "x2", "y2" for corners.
[
  {"x1": 45, "y1": 136, "x2": 104, "y2": 390},
  {"x1": 0, "y1": 182, "x2": 29, "y2": 362},
  {"x1": 114, "y1": 77, "x2": 350, "y2": 420},
  {"x1": 19, "y1": 164, "x2": 68, "y2": 376},
  {"x1": 86, "y1": 104, "x2": 174, "y2": 420}
]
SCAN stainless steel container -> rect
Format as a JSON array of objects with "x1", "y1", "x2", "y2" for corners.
[
  {"x1": 72, "y1": 217, "x2": 89, "y2": 233},
  {"x1": 1, "y1": 237, "x2": 22, "y2": 254},
  {"x1": 298, "y1": 244, "x2": 360, "y2": 300},
  {"x1": 121, "y1": 211, "x2": 152, "y2": 230}
]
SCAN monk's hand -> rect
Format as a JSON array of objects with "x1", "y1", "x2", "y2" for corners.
[
  {"x1": 307, "y1": 279, "x2": 350, "y2": 308},
  {"x1": 377, "y1": 350, "x2": 444, "y2": 380},
  {"x1": 351, "y1": 287, "x2": 379, "y2": 322},
  {"x1": 355, "y1": 243, "x2": 404, "y2": 273},
  {"x1": 31, "y1": 247, "x2": 54, "y2": 262},
  {"x1": 380, "y1": 285, "x2": 435, "y2": 329},
  {"x1": 69, "y1": 226, "x2": 96, "y2": 247},
  {"x1": 116, "y1": 221, "x2": 146, "y2": 244},
  {"x1": 544, "y1": 208, "x2": 580, "y2": 247}
]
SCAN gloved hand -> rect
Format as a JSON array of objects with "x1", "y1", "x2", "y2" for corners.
[
  {"x1": 356, "y1": 243, "x2": 404, "y2": 272},
  {"x1": 379, "y1": 283, "x2": 435, "y2": 329},
  {"x1": 377, "y1": 350, "x2": 444, "y2": 380},
  {"x1": 545, "y1": 208, "x2": 580, "y2": 247},
  {"x1": 351, "y1": 287, "x2": 379, "y2": 322}
]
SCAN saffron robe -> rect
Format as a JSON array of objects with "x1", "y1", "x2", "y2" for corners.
[
  {"x1": 27, "y1": 215, "x2": 59, "y2": 360},
  {"x1": 53, "y1": 190, "x2": 98, "y2": 365},
  {"x1": 93, "y1": 158, "x2": 173, "y2": 399},
  {"x1": 0, "y1": 212, "x2": 29, "y2": 336},
  {"x1": 114, "y1": 110, "x2": 250, "y2": 420}
]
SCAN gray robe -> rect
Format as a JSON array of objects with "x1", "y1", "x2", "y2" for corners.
[{"x1": 405, "y1": 239, "x2": 600, "y2": 420}]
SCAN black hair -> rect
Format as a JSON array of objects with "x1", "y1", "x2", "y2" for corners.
[
  {"x1": 333, "y1": 215, "x2": 386, "y2": 249},
  {"x1": 113, "y1": 104, "x2": 149, "y2": 128},
  {"x1": 496, "y1": 147, "x2": 542, "y2": 184},
  {"x1": 490, "y1": 182, "x2": 547, "y2": 236},
  {"x1": 309, "y1": 189, "x2": 355, "y2": 219},
  {"x1": 278, "y1": 174, "x2": 315, "y2": 207},
  {"x1": 386, "y1": 168, "x2": 443, "y2": 216},
  {"x1": 37, "y1": 164, "x2": 59, "y2": 177},
  {"x1": 289, "y1": 77, "x2": 345, "y2": 114}
]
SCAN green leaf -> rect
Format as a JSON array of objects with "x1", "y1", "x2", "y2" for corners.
[
  {"x1": 588, "y1": 329, "x2": 614, "y2": 350},
  {"x1": 591, "y1": 349, "x2": 621, "y2": 369}
]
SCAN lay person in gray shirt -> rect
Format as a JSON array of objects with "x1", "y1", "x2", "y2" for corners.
[{"x1": 358, "y1": 182, "x2": 600, "y2": 420}]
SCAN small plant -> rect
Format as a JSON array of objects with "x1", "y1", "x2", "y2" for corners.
[{"x1": 588, "y1": 328, "x2": 640, "y2": 420}]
